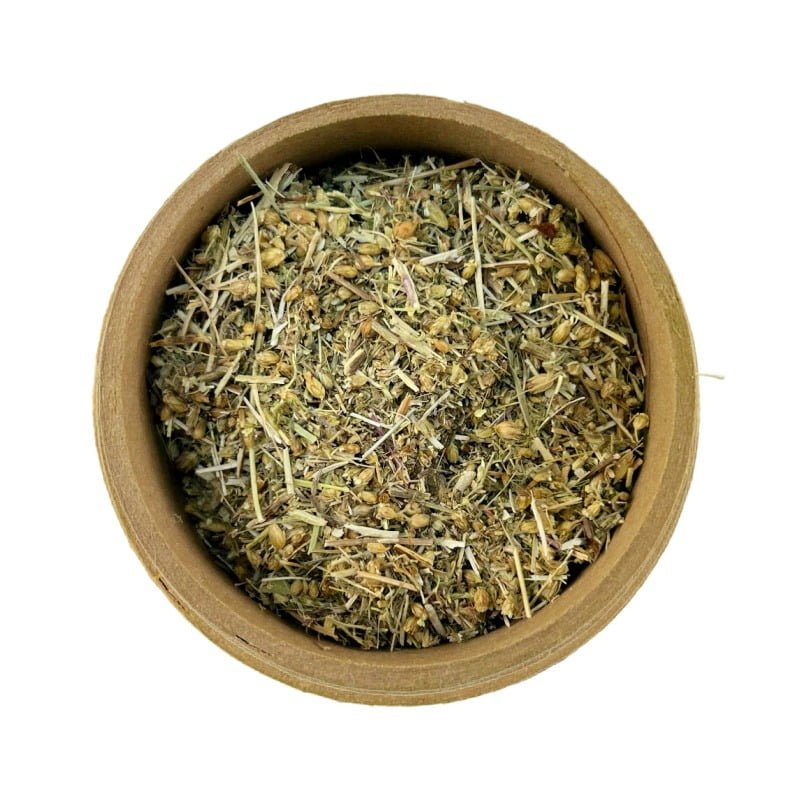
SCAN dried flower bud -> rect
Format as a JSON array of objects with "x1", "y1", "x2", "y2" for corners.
[
  {"x1": 632, "y1": 413, "x2": 650, "y2": 433},
  {"x1": 409, "y1": 513, "x2": 430, "y2": 529}
]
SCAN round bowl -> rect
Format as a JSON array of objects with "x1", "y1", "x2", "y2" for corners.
[{"x1": 94, "y1": 95, "x2": 698, "y2": 704}]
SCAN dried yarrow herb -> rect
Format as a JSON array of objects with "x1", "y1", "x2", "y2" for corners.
[{"x1": 148, "y1": 155, "x2": 648, "y2": 649}]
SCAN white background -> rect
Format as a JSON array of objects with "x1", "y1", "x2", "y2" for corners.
[{"x1": 2, "y1": 2, "x2": 797, "y2": 797}]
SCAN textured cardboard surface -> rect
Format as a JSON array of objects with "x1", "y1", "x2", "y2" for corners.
[{"x1": 94, "y1": 95, "x2": 698, "y2": 704}]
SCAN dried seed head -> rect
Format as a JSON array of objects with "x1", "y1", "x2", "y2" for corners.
[
  {"x1": 259, "y1": 209, "x2": 280, "y2": 226},
  {"x1": 163, "y1": 391, "x2": 188, "y2": 414},
  {"x1": 328, "y1": 213, "x2": 349, "y2": 237},
  {"x1": 284, "y1": 284, "x2": 302, "y2": 303},
  {"x1": 261, "y1": 247, "x2": 286, "y2": 268},
  {"x1": 425, "y1": 201, "x2": 449, "y2": 228},
  {"x1": 632, "y1": 413, "x2": 650, "y2": 432},
  {"x1": 354, "y1": 467, "x2": 374, "y2": 487},
  {"x1": 555, "y1": 266, "x2": 576, "y2": 284},
  {"x1": 551, "y1": 319, "x2": 573, "y2": 345},
  {"x1": 518, "y1": 196, "x2": 541, "y2": 215},
  {"x1": 228, "y1": 279, "x2": 256, "y2": 299},
  {"x1": 201, "y1": 224, "x2": 221, "y2": 244},
  {"x1": 574, "y1": 266, "x2": 589, "y2": 294},
  {"x1": 376, "y1": 503, "x2": 399, "y2": 521},
  {"x1": 287, "y1": 207, "x2": 316, "y2": 225},
  {"x1": 551, "y1": 229, "x2": 573, "y2": 254},
  {"x1": 427, "y1": 315, "x2": 452, "y2": 336},
  {"x1": 473, "y1": 587, "x2": 491, "y2": 613},
  {"x1": 332, "y1": 263, "x2": 360, "y2": 278},
  {"x1": 470, "y1": 335, "x2": 497, "y2": 358},
  {"x1": 255, "y1": 350, "x2": 280, "y2": 367},
  {"x1": 304, "y1": 372, "x2": 326, "y2": 401},
  {"x1": 526, "y1": 373, "x2": 557, "y2": 393},
  {"x1": 494, "y1": 420, "x2": 523, "y2": 440},
  {"x1": 394, "y1": 220, "x2": 417, "y2": 239},
  {"x1": 267, "y1": 523, "x2": 286, "y2": 549},
  {"x1": 409, "y1": 513, "x2": 430, "y2": 529},
  {"x1": 501, "y1": 596, "x2": 517, "y2": 617},
  {"x1": 358, "y1": 300, "x2": 380, "y2": 314},
  {"x1": 593, "y1": 248, "x2": 615, "y2": 275},
  {"x1": 453, "y1": 469, "x2": 476, "y2": 495},
  {"x1": 584, "y1": 500, "x2": 603, "y2": 519},
  {"x1": 221, "y1": 337, "x2": 253, "y2": 353}
]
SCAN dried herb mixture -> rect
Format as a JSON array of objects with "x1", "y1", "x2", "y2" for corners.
[{"x1": 149, "y1": 155, "x2": 648, "y2": 649}]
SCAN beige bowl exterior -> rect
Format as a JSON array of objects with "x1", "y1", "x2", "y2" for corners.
[{"x1": 94, "y1": 95, "x2": 698, "y2": 704}]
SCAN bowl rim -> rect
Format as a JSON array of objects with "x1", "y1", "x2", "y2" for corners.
[{"x1": 94, "y1": 94, "x2": 698, "y2": 704}]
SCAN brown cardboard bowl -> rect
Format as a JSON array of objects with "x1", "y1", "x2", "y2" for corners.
[{"x1": 94, "y1": 95, "x2": 698, "y2": 704}]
